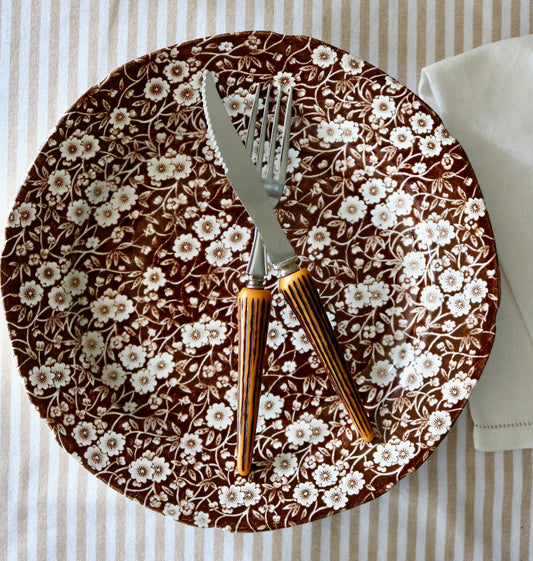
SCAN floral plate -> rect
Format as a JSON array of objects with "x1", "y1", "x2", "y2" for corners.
[{"x1": 1, "y1": 31, "x2": 499, "y2": 532}]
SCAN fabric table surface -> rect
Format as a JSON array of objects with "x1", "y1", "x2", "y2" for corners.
[{"x1": 1, "y1": 1, "x2": 532, "y2": 560}]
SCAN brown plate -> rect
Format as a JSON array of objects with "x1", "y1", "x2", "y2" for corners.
[{"x1": 1, "y1": 31, "x2": 499, "y2": 532}]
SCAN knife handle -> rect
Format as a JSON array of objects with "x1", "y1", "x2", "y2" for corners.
[
  {"x1": 279, "y1": 268, "x2": 374, "y2": 442},
  {"x1": 237, "y1": 287, "x2": 272, "y2": 476}
]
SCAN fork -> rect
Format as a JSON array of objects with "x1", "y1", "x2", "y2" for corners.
[{"x1": 236, "y1": 83, "x2": 291, "y2": 476}]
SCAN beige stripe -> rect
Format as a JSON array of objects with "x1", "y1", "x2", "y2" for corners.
[
  {"x1": 107, "y1": 1, "x2": 119, "y2": 70},
  {"x1": 386, "y1": 484, "x2": 400, "y2": 561},
  {"x1": 87, "y1": 0, "x2": 100, "y2": 86},
  {"x1": 135, "y1": 503, "x2": 146, "y2": 557},
  {"x1": 483, "y1": 452, "x2": 494, "y2": 558},
  {"x1": 501, "y1": 452, "x2": 513, "y2": 560},
  {"x1": 378, "y1": 0, "x2": 388, "y2": 72},
  {"x1": 492, "y1": 0, "x2": 502, "y2": 41},
  {"x1": 76, "y1": 465, "x2": 88, "y2": 559},
  {"x1": 290, "y1": 523, "x2": 302, "y2": 561},
  {"x1": 434, "y1": 0, "x2": 446, "y2": 62},
  {"x1": 349, "y1": 501, "x2": 360, "y2": 559},
  {"x1": 301, "y1": 0, "x2": 313, "y2": 36},
  {"x1": 405, "y1": 465, "x2": 419, "y2": 561},
  {"x1": 358, "y1": 0, "x2": 369, "y2": 62},
  {"x1": 510, "y1": 0, "x2": 521, "y2": 36},
  {"x1": 226, "y1": 0, "x2": 236, "y2": 33},
  {"x1": 445, "y1": 424, "x2": 458, "y2": 560},
  {"x1": 127, "y1": 0, "x2": 138, "y2": 58},
  {"x1": 321, "y1": 0, "x2": 332, "y2": 44},
  {"x1": 395, "y1": 1, "x2": 408, "y2": 98},
  {"x1": 95, "y1": 477, "x2": 107, "y2": 559},
  {"x1": 339, "y1": 0, "x2": 351, "y2": 53},
  {"x1": 472, "y1": 0, "x2": 483, "y2": 47},
  {"x1": 47, "y1": 0, "x2": 59, "y2": 128},
  {"x1": 115, "y1": 488, "x2": 126, "y2": 560},
  {"x1": 454, "y1": 0, "x2": 465, "y2": 55},
  {"x1": 416, "y1": 0, "x2": 427, "y2": 72},
  {"x1": 186, "y1": 0, "x2": 197, "y2": 39}
]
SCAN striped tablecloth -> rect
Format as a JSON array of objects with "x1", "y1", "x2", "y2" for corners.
[{"x1": 1, "y1": 2, "x2": 532, "y2": 560}]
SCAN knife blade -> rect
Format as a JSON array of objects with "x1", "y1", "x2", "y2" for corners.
[{"x1": 202, "y1": 70, "x2": 374, "y2": 443}]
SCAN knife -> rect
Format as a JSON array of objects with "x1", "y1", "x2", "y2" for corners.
[{"x1": 202, "y1": 71, "x2": 374, "y2": 445}]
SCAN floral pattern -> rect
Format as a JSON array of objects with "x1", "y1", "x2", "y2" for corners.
[{"x1": 0, "y1": 31, "x2": 499, "y2": 532}]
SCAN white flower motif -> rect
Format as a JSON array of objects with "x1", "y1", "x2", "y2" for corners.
[
  {"x1": 344, "y1": 283, "x2": 370, "y2": 312},
  {"x1": 147, "y1": 156, "x2": 175, "y2": 181},
  {"x1": 371, "y1": 203, "x2": 397, "y2": 229},
  {"x1": 172, "y1": 154, "x2": 192, "y2": 179},
  {"x1": 109, "y1": 107, "x2": 131, "y2": 129},
  {"x1": 427, "y1": 410, "x2": 452, "y2": 436},
  {"x1": 415, "y1": 220, "x2": 437, "y2": 248},
  {"x1": 151, "y1": 456, "x2": 171, "y2": 482},
  {"x1": 370, "y1": 360, "x2": 396, "y2": 387},
  {"x1": 205, "y1": 240, "x2": 232, "y2": 266},
  {"x1": 179, "y1": 433, "x2": 202, "y2": 455},
  {"x1": 101, "y1": 363, "x2": 127, "y2": 389},
  {"x1": 293, "y1": 482, "x2": 318, "y2": 506},
  {"x1": 291, "y1": 329, "x2": 313, "y2": 353},
  {"x1": 173, "y1": 233, "x2": 201, "y2": 262},
  {"x1": 73, "y1": 421, "x2": 97, "y2": 447},
  {"x1": 447, "y1": 293, "x2": 471, "y2": 317},
  {"x1": 94, "y1": 202, "x2": 120, "y2": 227},
  {"x1": 144, "y1": 77, "x2": 170, "y2": 101},
  {"x1": 419, "y1": 136, "x2": 442, "y2": 158},
  {"x1": 173, "y1": 82, "x2": 199, "y2": 106},
  {"x1": 99, "y1": 431, "x2": 125, "y2": 456},
  {"x1": 266, "y1": 320, "x2": 285, "y2": 350},
  {"x1": 131, "y1": 369, "x2": 157, "y2": 394},
  {"x1": 323, "y1": 486, "x2": 348, "y2": 510},
  {"x1": 50, "y1": 362, "x2": 71, "y2": 388},
  {"x1": 311, "y1": 45, "x2": 337, "y2": 67},
  {"x1": 84, "y1": 446, "x2": 109, "y2": 471},
  {"x1": 80, "y1": 134, "x2": 100, "y2": 159},
  {"x1": 286, "y1": 420, "x2": 312, "y2": 447},
  {"x1": 193, "y1": 215, "x2": 221, "y2": 241},
  {"x1": 439, "y1": 268, "x2": 464, "y2": 293},
  {"x1": 86, "y1": 180, "x2": 111, "y2": 204},
  {"x1": 259, "y1": 392, "x2": 284, "y2": 419},
  {"x1": 272, "y1": 452, "x2": 297, "y2": 477},
  {"x1": 390, "y1": 126, "x2": 414, "y2": 149},
  {"x1": 142, "y1": 266, "x2": 166, "y2": 291},
  {"x1": 316, "y1": 120, "x2": 342, "y2": 143},
  {"x1": 390, "y1": 342, "x2": 414, "y2": 368},
  {"x1": 222, "y1": 224, "x2": 250, "y2": 251},
  {"x1": 420, "y1": 285, "x2": 444, "y2": 311},
  {"x1": 113, "y1": 294, "x2": 134, "y2": 322},
  {"x1": 48, "y1": 169, "x2": 71, "y2": 195},
  {"x1": 60, "y1": 137, "x2": 83, "y2": 161},
  {"x1": 19, "y1": 281, "x2": 43, "y2": 307},
  {"x1": 399, "y1": 365, "x2": 423, "y2": 390},
  {"x1": 367, "y1": 280, "x2": 390, "y2": 307},
  {"x1": 36, "y1": 261, "x2": 61, "y2": 287},
  {"x1": 402, "y1": 251, "x2": 426, "y2": 278},
  {"x1": 308, "y1": 226, "x2": 331, "y2": 250},
  {"x1": 204, "y1": 318, "x2": 227, "y2": 346},
  {"x1": 164, "y1": 60, "x2": 189, "y2": 83},
  {"x1": 81, "y1": 331, "x2": 105, "y2": 358},
  {"x1": 340, "y1": 471, "x2": 364, "y2": 495},
  {"x1": 119, "y1": 344, "x2": 147, "y2": 370},
  {"x1": 48, "y1": 286, "x2": 72, "y2": 311},
  {"x1": 218, "y1": 485, "x2": 244, "y2": 509},
  {"x1": 273, "y1": 71, "x2": 296, "y2": 91},
  {"x1": 17, "y1": 202, "x2": 37, "y2": 227},
  {"x1": 373, "y1": 442, "x2": 399, "y2": 467},
  {"x1": 163, "y1": 503, "x2": 181, "y2": 521},
  {"x1": 434, "y1": 219, "x2": 455, "y2": 246},
  {"x1": 313, "y1": 464, "x2": 338, "y2": 487},
  {"x1": 241, "y1": 482, "x2": 261, "y2": 506},
  {"x1": 414, "y1": 351, "x2": 442, "y2": 378},
  {"x1": 410, "y1": 111, "x2": 434, "y2": 134},
  {"x1": 464, "y1": 279, "x2": 488, "y2": 303},
  {"x1": 91, "y1": 296, "x2": 116, "y2": 323},
  {"x1": 442, "y1": 378, "x2": 467, "y2": 405},
  {"x1": 396, "y1": 440, "x2": 416, "y2": 465},
  {"x1": 308, "y1": 418, "x2": 329, "y2": 444},
  {"x1": 181, "y1": 322, "x2": 209, "y2": 348},
  {"x1": 147, "y1": 353, "x2": 175, "y2": 379},
  {"x1": 194, "y1": 511, "x2": 210, "y2": 528},
  {"x1": 206, "y1": 403, "x2": 233, "y2": 430},
  {"x1": 341, "y1": 53, "x2": 363, "y2": 75},
  {"x1": 360, "y1": 178, "x2": 386, "y2": 203},
  {"x1": 387, "y1": 190, "x2": 413, "y2": 216},
  {"x1": 371, "y1": 95, "x2": 395, "y2": 119},
  {"x1": 464, "y1": 198, "x2": 486, "y2": 220},
  {"x1": 111, "y1": 185, "x2": 137, "y2": 211},
  {"x1": 66, "y1": 200, "x2": 90, "y2": 225},
  {"x1": 338, "y1": 196, "x2": 366, "y2": 223},
  {"x1": 129, "y1": 457, "x2": 154, "y2": 483},
  {"x1": 28, "y1": 365, "x2": 52, "y2": 391}
]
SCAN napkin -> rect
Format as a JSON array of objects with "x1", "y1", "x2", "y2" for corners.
[{"x1": 418, "y1": 35, "x2": 533, "y2": 451}]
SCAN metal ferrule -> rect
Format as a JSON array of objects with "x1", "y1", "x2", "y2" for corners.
[{"x1": 274, "y1": 257, "x2": 299, "y2": 278}]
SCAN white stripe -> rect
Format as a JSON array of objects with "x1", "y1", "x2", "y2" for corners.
[
  {"x1": 184, "y1": 523, "x2": 196, "y2": 560},
  {"x1": 319, "y1": 517, "x2": 331, "y2": 561},
  {"x1": 216, "y1": 0, "x2": 226, "y2": 35},
  {"x1": 16, "y1": 0, "x2": 31, "y2": 182},
  {"x1": 387, "y1": 0, "x2": 399, "y2": 80},
  {"x1": 377, "y1": 490, "x2": 390, "y2": 561},
  {"x1": 453, "y1": 412, "x2": 467, "y2": 561},
  {"x1": 395, "y1": 479, "x2": 410, "y2": 561},
  {"x1": 482, "y1": 0, "x2": 493, "y2": 44},
  {"x1": 124, "y1": 498, "x2": 137, "y2": 560},
  {"x1": 242, "y1": 532, "x2": 254, "y2": 561},
  {"x1": 37, "y1": 0, "x2": 51, "y2": 140},
  {"x1": 280, "y1": 526, "x2": 293, "y2": 561},
  {"x1": 56, "y1": 0, "x2": 71, "y2": 116},
  {"x1": 144, "y1": 510, "x2": 155, "y2": 561},
  {"x1": 349, "y1": 0, "x2": 361, "y2": 58},
  {"x1": 0, "y1": 0, "x2": 11, "y2": 232},
  {"x1": 78, "y1": 0, "x2": 90, "y2": 92},
  {"x1": 312, "y1": 0, "x2": 323, "y2": 40},
  {"x1": 434, "y1": 439, "x2": 448, "y2": 561},
  {"x1": 86, "y1": 471, "x2": 97, "y2": 561},
  {"x1": 500, "y1": 0, "x2": 511, "y2": 39},
  {"x1": 492, "y1": 453, "x2": 504, "y2": 561},
  {"x1": 358, "y1": 502, "x2": 370, "y2": 561},
  {"x1": 261, "y1": 528, "x2": 273, "y2": 561},
  {"x1": 47, "y1": 436, "x2": 60, "y2": 561},
  {"x1": 463, "y1": 0, "x2": 474, "y2": 51},
  {"x1": 330, "y1": 0, "x2": 342, "y2": 46},
  {"x1": 234, "y1": 0, "x2": 246, "y2": 32},
  {"x1": 444, "y1": 0, "x2": 455, "y2": 58},
  {"x1": 520, "y1": 0, "x2": 530, "y2": 35},
  {"x1": 137, "y1": 0, "x2": 148, "y2": 55},
  {"x1": 176, "y1": 0, "x2": 188, "y2": 42},
  {"x1": 97, "y1": 0, "x2": 110, "y2": 81},
  {"x1": 367, "y1": 0, "x2": 379, "y2": 66},
  {"x1": 425, "y1": 0, "x2": 436, "y2": 64},
  {"x1": 338, "y1": 510, "x2": 351, "y2": 561},
  {"x1": 415, "y1": 465, "x2": 428, "y2": 561},
  {"x1": 224, "y1": 527, "x2": 234, "y2": 561},
  {"x1": 105, "y1": 488, "x2": 117, "y2": 561},
  {"x1": 203, "y1": 527, "x2": 215, "y2": 561},
  {"x1": 116, "y1": 0, "x2": 129, "y2": 65},
  {"x1": 291, "y1": 0, "x2": 303, "y2": 35},
  {"x1": 65, "y1": 459, "x2": 78, "y2": 561},
  {"x1": 509, "y1": 450, "x2": 522, "y2": 561},
  {"x1": 472, "y1": 451, "x2": 485, "y2": 560},
  {"x1": 300, "y1": 520, "x2": 313, "y2": 561},
  {"x1": 273, "y1": 0, "x2": 284, "y2": 33},
  {"x1": 164, "y1": 516, "x2": 176, "y2": 561},
  {"x1": 405, "y1": 0, "x2": 418, "y2": 92},
  {"x1": 8, "y1": 381, "x2": 21, "y2": 561},
  {"x1": 254, "y1": 0, "x2": 265, "y2": 29},
  {"x1": 195, "y1": 0, "x2": 208, "y2": 38},
  {"x1": 156, "y1": 0, "x2": 168, "y2": 49}
]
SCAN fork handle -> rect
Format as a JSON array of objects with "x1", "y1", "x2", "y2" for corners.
[
  {"x1": 279, "y1": 268, "x2": 374, "y2": 442},
  {"x1": 237, "y1": 287, "x2": 272, "y2": 476}
]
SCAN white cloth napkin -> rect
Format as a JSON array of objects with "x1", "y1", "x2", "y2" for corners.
[{"x1": 418, "y1": 35, "x2": 533, "y2": 452}]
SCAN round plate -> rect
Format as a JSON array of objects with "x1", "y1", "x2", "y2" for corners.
[{"x1": 1, "y1": 31, "x2": 499, "y2": 532}]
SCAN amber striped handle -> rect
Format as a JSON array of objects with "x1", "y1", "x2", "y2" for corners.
[
  {"x1": 279, "y1": 268, "x2": 374, "y2": 442},
  {"x1": 237, "y1": 287, "x2": 272, "y2": 476}
]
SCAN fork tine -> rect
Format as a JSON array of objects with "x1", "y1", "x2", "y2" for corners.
[
  {"x1": 266, "y1": 88, "x2": 283, "y2": 181},
  {"x1": 245, "y1": 84, "x2": 262, "y2": 155},
  {"x1": 277, "y1": 87, "x2": 293, "y2": 185},
  {"x1": 256, "y1": 84, "x2": 271, "y2": 168}
]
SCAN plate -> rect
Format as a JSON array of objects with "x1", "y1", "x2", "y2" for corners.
[{"x1": 1, "y1": 31, "x2": 499, "y2": 532}]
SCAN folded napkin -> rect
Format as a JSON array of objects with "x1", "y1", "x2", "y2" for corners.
[{"x1": 419, "y1": 35, "x2": 533, "y2": 452}]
